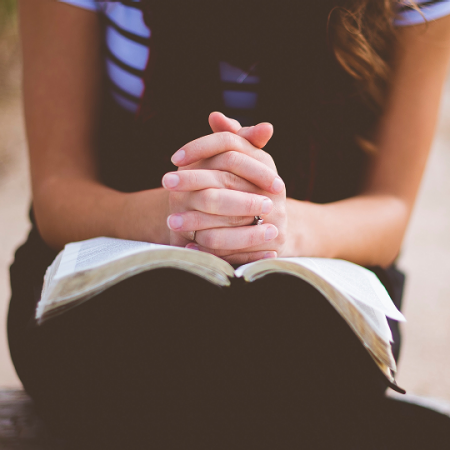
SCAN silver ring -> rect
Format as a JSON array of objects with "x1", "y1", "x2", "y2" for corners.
[{"x1": 252, "y1": 216, "x2": 264, "y2": 225}]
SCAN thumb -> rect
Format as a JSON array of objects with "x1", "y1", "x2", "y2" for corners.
[
  {"x1": 209, "y1": 111, "x2": 242, "y2": 134},
  {"x1": 238, "y1": 123, "x2": 273, "y2": 149},
  {"x1": 209, "y1": 112, "x2": 273, "y2": 149}
]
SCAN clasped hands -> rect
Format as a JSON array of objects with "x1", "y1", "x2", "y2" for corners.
[{"x1": 162, "y1": 112, "x2": 288, "y2": 265}]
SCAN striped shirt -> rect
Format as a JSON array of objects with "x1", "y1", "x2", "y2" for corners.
[{"x1": 59, "y1": 0, "x2": 450, "y2": 118}]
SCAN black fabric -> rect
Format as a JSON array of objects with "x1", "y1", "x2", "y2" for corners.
[
  {"x1": 8, "y1": 242, "x2": 450, "y2": 448},
  {"x1": 99, "y1": 0, "x2": 372, "y2": 202},
  {"x1": 7, "y1": 1, "x2": 450, "y2": 447}
]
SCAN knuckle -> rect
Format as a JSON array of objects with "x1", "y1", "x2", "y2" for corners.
[
  {"x1": 189, "y1": 171, "x2": 200, "y2": 187},
  {"x1": 200, "y1": 189, "x2": 218, "y2": 213},
  {"x1": 207, "y1": 189, "x2": 220, "y2": 213},
  {"x1": 189, "y1": 139, "x2": 202, "y2": 156},
  {"x1": 228, "y1": 215, "x2": 247, "y2": 227},
  {"x1": 220, "y1": 131, "x2": 237, "y2": 150},
  {"x1": 256, "y1": 149, "x2": 276, "y2": 171},
  {"x1": 197, "y1": 191, "x2": 208, "y2": 211},
  {"x1": 223, "y1": 151, "x2": 242, "y2": 171},
  {"x1": 222, "y1": 171, "x2": 240, "y2": 189},
  {"x1": 254, "y1": 149, "x2": 267, "y2": 162},
  {"x1": 247, "y1": 229, "x2": 262, "y2": 248},
  {"x1": 265, "y1": 154, "x2": 276, "y2": 170},
  {"x1": 202, "y1": 231, "x2": 221, "y2": 249},
  {"x1": 243, "y1": 195, "x2": 259, "y2": 215},
  {"x1": 191, "y1": 212, "x2": 203, "y2": 231}
]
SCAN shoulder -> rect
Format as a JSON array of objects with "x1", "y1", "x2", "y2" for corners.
[
  {"x1": 57, "y1": 0, "x2": 101, "y2": 12},
  {"x1": 57, "y1": 0, "x2": 141, "y2": 13},
  {"x1": 394, "y1": 0, "x2": 450, "y2": 26}
]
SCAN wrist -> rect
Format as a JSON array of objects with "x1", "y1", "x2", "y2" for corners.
[
  {"x1": 285, "y1": 199, "x2": 335, "y2": 258},
  {"x1": 117, "y1": 188, "x2": 171, "y2": 244}
]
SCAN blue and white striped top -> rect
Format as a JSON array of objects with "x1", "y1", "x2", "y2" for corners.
[{"x1": 59, "y1": 0, "x2": 450, "y2": 117}]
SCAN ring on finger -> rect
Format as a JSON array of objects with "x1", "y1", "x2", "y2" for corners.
[{"x1": 252, "y1": 215, "x2": 264, "y2": 225}]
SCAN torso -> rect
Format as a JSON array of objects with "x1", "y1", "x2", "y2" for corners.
[
  {"x1": 60, "y1": 0, "x2": 450, "y2": 203},
  {"x1": 60, "y1": 0, "x2": 450, "y2": 117}
]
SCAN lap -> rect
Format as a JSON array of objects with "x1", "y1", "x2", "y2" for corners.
[
  {"x1": 7, "y1": 228, "x2": 417, "y2": 449},
  {"x1": 9, "y1": 266, "x2": 384, "y2": 389},
  {"x1": 8, "y1": 263, "x2": 389, "y2": 443}
]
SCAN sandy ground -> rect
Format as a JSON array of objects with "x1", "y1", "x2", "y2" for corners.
[
  {"x1": 394, "y1": 77, "x2": 450, "y2": 400},
  {"x1": 0, "y1": 96, "x2": 29, "y2": 387},
  {"x1": 0, "y1": 22, "x2": 28, "y2": 387},
  {"x1": 0, "y1": 49, "x2": 449, "y2": 403}
]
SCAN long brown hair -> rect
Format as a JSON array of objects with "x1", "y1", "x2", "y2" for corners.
[
  {"x1": 328, "y1": 0, "x2": 420, "y2": 111},
  {"x1": 140, "y1": 1, "x2": 421, "y2": 114},
  {"x1": 134, "y1": 1, "x2": 422, "y2": 199}
]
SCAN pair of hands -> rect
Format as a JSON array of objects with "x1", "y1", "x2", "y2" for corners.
[{"x1": 161, "y1": 112, "x2": 289, "y2": 265}]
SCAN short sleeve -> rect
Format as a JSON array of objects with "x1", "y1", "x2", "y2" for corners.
[
  {"x1": 58, "y1": 0, "x2": 100, "y2": 12},
  {"x1": 395, "y1": 0, "x2": 450, "y2": 26}
]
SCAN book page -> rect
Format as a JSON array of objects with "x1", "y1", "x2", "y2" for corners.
[
  {"x1": 236, "y1": 257, "x2": 405, "y2": 322},
  {"x1": 284, "y1": 258, "x2": 405, "y2": 322},
  {"x1": 55, "y1": 237, "x2": 167, "y2": 280},
  {"x1": 351, "y1": 297, "x2": 393, "y2": 343}
]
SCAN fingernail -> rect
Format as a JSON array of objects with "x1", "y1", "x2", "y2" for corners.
[
  {"x1": 261, "y1": 198, "x2": 273, "y2": 215},
  {"x1": 167, "y1": 214, "x2": 184, "y2": 230},
  {"x1": 271, "y1": 177, "x2": 285, "y2": 194},
  {"x1": 186, "y1": 243, "x2": 199, "y2": 251},
  {"x1": 263, "y1": 251, "x2": 277, "y2": 259},
  {"x1": 162, "y1": 173, "x2": 180, "y2": 189},
  {"x1": 171, "y1": 149, "x2": 185, "y2": 165},
  {"x1": 265, "y1": 226, "x2": 278, "y2": 241}
]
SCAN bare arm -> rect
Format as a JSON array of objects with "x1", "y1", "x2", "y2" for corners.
[
  {"x1": 20, "y1": 0, "x2": 170, "y2": 249},
  {"x1": 25, "y1": 0, "x2": 450, "y2": 265},
  {"x1": 168, "y1": 16, "x2": 450, "y2": 267},
  {"x1": 286, "y1": 16, "x2": 450, "y2": 267}
]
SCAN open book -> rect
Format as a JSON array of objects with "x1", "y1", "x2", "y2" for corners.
[{"x1": 37, "y1": 237, "x2": 406, "y2": 392}]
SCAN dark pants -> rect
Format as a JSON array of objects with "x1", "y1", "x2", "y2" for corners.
[{"x1": 8, "y1": 230, "x2": 450, "y2": 449}]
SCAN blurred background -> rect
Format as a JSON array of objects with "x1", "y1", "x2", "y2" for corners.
[{"x1": 0, "y1": 2, "x2": 449, "y2": 403}]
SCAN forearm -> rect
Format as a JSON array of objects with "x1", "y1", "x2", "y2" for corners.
[
  {"x1": 34, "y1": 176, "x2": 170, "y2": 250},
  {"x1": 287, "y1": 195, "x2": 409, "y2": 267}
]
